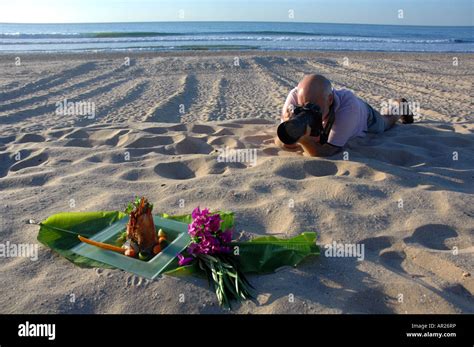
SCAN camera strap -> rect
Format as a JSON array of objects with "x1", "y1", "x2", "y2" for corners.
[{"x1": 320, "y1": 105, "x2": 335, "y2": 145}]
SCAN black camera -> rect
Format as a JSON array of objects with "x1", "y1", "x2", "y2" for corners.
[{"x1": 277, "y1": 103, "x2": 323, "y2": 145}]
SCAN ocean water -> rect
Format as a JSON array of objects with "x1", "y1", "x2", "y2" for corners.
[{"x1": 0, "y1": 22, "x2": 472, "y2": 53}]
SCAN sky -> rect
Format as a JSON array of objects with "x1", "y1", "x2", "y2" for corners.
[{"x1": 0, "y1": 0, "x2": 472, "y2": 26}]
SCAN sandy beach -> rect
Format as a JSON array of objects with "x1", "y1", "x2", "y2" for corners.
[{"x1": 0, "y1": 51, "x2": 472, "y2": 314}]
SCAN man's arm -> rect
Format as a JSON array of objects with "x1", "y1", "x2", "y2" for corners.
[{"x1": 297, "y1": 135, "x2": 340, "y2": 157}]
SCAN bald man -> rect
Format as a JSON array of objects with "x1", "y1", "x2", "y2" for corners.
[{"x1": 275, "y1": 74, "x2": 413, "y2": 157}]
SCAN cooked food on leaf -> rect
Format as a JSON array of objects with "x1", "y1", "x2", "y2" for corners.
[{"x1": 78, "y1": 197, "x2": 168, "y2": 261}]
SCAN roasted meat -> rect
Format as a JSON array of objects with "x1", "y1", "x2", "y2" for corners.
[{"x1": 126, "y1": 197, "x2": 158, "y2": 253}]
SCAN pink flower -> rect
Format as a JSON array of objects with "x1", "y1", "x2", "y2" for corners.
[
  {"x1": 177, "y1": 254, "x2": 194, "y2": 266},
  {"x1": 219, "y1": 229, "x2": 233, "y2": 244},
  {"x1": 184, "y1": 207, "x2": 232, "y2": 256}
]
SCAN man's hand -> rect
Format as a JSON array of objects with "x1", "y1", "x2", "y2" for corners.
[
  {"x1": 281, "y1": 106, "x2": 295, "y2": 122},
  {"x1": 297, "y1": 134, "x2": 340, "y2": 157}
]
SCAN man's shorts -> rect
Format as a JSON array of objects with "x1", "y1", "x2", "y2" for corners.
[{"x1": 366, "y1": 103, "x2": 388, "y2": 134}]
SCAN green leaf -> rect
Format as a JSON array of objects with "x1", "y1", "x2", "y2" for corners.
[
  {"x1": 162, "y1": 263, "x2": 201, "y2": 277},
  {"x1": 124, "y1": 202, "x2": 134, "y2": 215},
  {"x1": 231, "y1": 232, "x2": 320, "y2": 274},
  {"x1": 37, "y1": 211, "x2": 126, "y2": 268}
]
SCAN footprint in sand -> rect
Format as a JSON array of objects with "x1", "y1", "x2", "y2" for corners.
[
  {"x1": 63, "y1": 129, "x2": 90, "y2": 139},
  {"x1": 142, "y1": 127, "x2": 168, "y2": 135},
  {"x1": 303, "y1": 160, "x2": 339, "y2": 177},
  {"x1": 359, "y1": 236, "x2": 407, "y2": 273},
  {"x1": 126, "y1": 274, "x2": 147, "y2": 287},
  {"x1": 16, "y1": 133, "x2": 45, "y2": 143},
  {"x1": 154, "y1": 157, "x2": 245, "y2": 180},
  {"x1": 84, "y1": 151, "x2": 131, "y2": 164},
  {"x1": 64, "y1": 138, "x2": 94, "y2": 148},
  {"x1": 274, "y1": 160, "x2": 338, "y2": 180},
  {"x1": 189, "y1": 124, "x2": 216, "y2": 134},
  {"x1": 89, "y1": 129, "x2": 130, "y2": 146},
  {"x1": 125, "y1": 136, "x2": 174, "y2": 148},
  {"x1": 154, "y1": 161, "x2": 196, "y2": 180},
  {"x1": 165, "y1": 135, "x2": 214, "y2": 155},
  {"x1": 118, "y1": 168, "x2": 152, "y2": 181},
  {"x1": 262, "y1": 147, "x2": 280, "y2": 156},
  {"x1": 208, "y1": 136, "x2": 245, "y2": 149},
  {"x1": 167, "y1": 124, "x2": 187, "y2": 132},
  {"x1": 360, "y1": 235, "x2": 394, "y2": 252},
  {"x1": 9, "y1": 150, "x2": 49, "y2": 172},
  {"x1": 0, "y1": 152, "x2": 15, "y2": 177},
  {"x1": 0, "y1": 135, "x2": 16, "y2": 145},
  {"x1": 335, "y1": 162, "x2": 388, "y2": 182},
  {"x1": 379, "y1": 250, "x2": 407, "y2": 274},
  {"x1": 404, "y1": 224, "x2": 458, "y2": 251}
]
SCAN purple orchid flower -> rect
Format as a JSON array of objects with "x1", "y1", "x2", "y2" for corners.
[
  {"x1": 177, "y1": 254, "x2": 194, "y2": 266},
  {"x1": 183, "y1": 207, "x2": 233, "y2": 257}
]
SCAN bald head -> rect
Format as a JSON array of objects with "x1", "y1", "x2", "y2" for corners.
[
  {"x1": 296, "y1": 74, "x2": 333, "y2": 117},
  {"x1": 297, "y1": 74, "x2": 332, "y2": 104}
]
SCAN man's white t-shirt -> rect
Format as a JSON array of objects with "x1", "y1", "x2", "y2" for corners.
[{"x1": 281, "y1": 87, "x2": 369, "y2": 147}]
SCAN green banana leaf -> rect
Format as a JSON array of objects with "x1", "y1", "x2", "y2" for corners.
[
  {"x1": 232, "y1": 232, "x2": 320, "y2": 273},
  {"x1": 164, "y1": 232, "x2": 320, "y2": 276},
  {"x1": 37, "y1": 211, "x2": 319, "y2": 275},
  {"x1": 37, "y1": 211, "x2": 126, "y2": 268}
]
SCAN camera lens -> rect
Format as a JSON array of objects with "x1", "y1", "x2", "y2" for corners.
[{"x1": 277, "y1": 112, "x2": 311, "y2": 144}]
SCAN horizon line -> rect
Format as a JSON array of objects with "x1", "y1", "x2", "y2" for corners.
[{"x1": 0, "y1": 20, "x2": 472, "y2": 28}]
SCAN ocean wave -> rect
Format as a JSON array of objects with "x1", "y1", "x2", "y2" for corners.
[
  {"x1": 0, "y1": 30, "x2": 326, "y2": 38},
  {"x1": 1, "y1": 44, "x2": 472, "y2": 54},
  {"x1": 1, "y1": 35, "x2": 471, "y2": 45},
  {"x1": 0, "y1": 31, "x2": 183, "y2": 38},
  {"x1": 1, "y1": 30, "x2": 472, "y2": 44}
]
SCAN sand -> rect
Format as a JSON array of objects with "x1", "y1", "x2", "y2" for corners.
[{"x1": 0, "y1": 51, "x2": 472, "y2": 314}]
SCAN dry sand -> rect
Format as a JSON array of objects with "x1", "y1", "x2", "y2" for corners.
[{"x1": 0, "y1": 51, "x2": 473, "y2": 314}]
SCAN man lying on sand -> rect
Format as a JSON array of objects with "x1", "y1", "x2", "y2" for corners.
[{"x1": 275, "y1": 74, "x2": 414, "y2": 157}]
